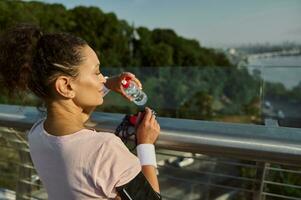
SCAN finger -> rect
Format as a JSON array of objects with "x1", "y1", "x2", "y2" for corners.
[
  {"x1": 150, "y1": 112, "x2": 156, "y2": 124},
  {"x1": 153, "y1": 119, "x2": 159, "y2": 128},
  {"x1": 135, "y1": 112, "x2": 142, "y2": 128},
  {"x1": 132, "y1": 77, "x2": 143, "y2": 89},
  {"x1": 121, "y1": 72, "x2": 135, "y2": 79},
  {"x1": 121, "y1": 72, "x2": 142, "y2": 89},
  {"x1": 118, "y1": 85, "x2": 132, "y2": 99},
  {"x1": 156, "y1": 121, "x2": 160, "y2": 131},
  {"x1": 141, "y1": 107, "x2": 152, "y2": 123}
]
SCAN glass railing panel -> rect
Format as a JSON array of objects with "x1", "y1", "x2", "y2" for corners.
[
  {"x1": 100, "y1": 66, "x2": 263, "y2": 125},
  {"x1": 248, "y1": 65, "x2": 301, "y2": 128}
]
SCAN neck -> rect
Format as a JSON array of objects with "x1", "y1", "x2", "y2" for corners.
[{"x1": 44, "y1": 100, "x2": 85, "y2": 136}]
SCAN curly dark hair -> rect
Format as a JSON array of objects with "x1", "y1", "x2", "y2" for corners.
[{"x1": 0, "y1": 23, "x2": 87, "y2": 101}]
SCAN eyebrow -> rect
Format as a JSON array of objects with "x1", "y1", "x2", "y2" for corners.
[{"x1": 95, "y1": 63, "x2": 100, "y2": 68}]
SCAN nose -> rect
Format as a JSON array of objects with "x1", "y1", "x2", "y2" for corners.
[{"x1": 99, "y1": 73, "x2": 106, "y2": 83}]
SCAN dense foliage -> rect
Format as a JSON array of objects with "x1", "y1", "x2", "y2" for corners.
[{"x1": 0, "y1": 1, "x2": 231, "y2": 67}]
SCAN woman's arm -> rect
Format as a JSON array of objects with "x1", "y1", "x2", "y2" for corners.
[
  {"x1": 142, "y1": 165, "x2": 160, "y2": 193},
  {"x1": 115, "y1": 108, "x2": 161, "y2": 199},
  {"x1": 136, "y1": 108, "x2": 160, "y2": 193}
]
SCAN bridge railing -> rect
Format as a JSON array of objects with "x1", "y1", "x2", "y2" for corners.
[{"x1": 1, "y1": 104, "x2": 301, "y2": 200}]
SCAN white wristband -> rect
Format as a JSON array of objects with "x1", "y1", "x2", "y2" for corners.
[
  {"x1": 137, "y1": 144, "x2": 157, "y2": 168},
  {"x1": 103, "y1": 76, "x2": 110, "y2": 96}
]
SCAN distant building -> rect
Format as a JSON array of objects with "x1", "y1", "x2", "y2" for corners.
[{"x1": 228, "y1": 48, "x2": 237, "y2": 55}]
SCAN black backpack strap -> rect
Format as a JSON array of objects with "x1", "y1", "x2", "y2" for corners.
[{"x1": 116, "y1": 172, "x2": 162, "y2": 200}]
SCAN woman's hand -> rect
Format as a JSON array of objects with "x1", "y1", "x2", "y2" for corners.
[
  {"x1": 136, "y1": 107, "x2": 160, "y2": 144},
  {"x1": 104, "y1": 72, "x2": 142, "y2": 101}
]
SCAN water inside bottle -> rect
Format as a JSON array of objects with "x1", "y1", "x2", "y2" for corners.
[{"x1": 127, "y1": 82, "x2": 147, "y2": 105}]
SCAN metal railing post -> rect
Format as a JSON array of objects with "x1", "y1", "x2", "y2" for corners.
[
  {"x1": 252, "y1": 119, "x2": 278, "y2": 200},
  {"x1": 253, "y1": 161, "x2": 270, "y2": 200},
  {"x1": 16, "y1": 150, "x2": 32, "y2": 200}
]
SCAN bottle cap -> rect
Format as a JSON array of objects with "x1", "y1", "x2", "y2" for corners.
[{"x1": 121, "y1": 77, "x2": 131, "y2": 88}]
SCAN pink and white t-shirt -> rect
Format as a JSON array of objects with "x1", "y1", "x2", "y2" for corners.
[{"x1": 27, "y1": 118, "x2": 141, "y2": 200}]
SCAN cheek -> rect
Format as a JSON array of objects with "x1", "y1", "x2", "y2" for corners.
[
  {"x1": 79, "y1": 80, "x2": 98, "y2": 94},
  {"x1": 74, "y1": 78, "x2": 102, "y2": 106}
]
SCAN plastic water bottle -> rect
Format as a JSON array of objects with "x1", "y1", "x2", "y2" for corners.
[{"x1": 121, "y1": 77, "x2": 148, "y2": 106}]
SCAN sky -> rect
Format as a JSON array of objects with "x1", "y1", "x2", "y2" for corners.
[{"x1": 41, "y1": 0, "x2": 301, "y2": 48}]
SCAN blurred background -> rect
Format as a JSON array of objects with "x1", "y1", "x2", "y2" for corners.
[
  {"x1": 0, "y1": 0, "x2": 301, "y2": 199},
  {"x1": 0, "y1": 0, "x2": 300, "y2": 127}
]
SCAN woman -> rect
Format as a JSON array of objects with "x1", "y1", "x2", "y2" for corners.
[{"x1": 0, "y1": 24, "x2": 161, "y2": 199}]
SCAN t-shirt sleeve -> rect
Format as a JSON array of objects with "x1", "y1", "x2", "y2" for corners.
[{"x1": 93, "y1": 135, "x2": 141, "y2": 198}]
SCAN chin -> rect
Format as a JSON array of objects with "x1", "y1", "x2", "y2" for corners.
[{"x1": 98, "y1": 98, "x2": 104, "y2": 105}]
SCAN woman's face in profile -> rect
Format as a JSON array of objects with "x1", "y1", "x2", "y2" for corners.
[{"x1": 71, "y1": 45, "x2": 106, "y2": 108}]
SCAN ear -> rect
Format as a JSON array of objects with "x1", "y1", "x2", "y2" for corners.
[{"x1": 54, "y1": 76, "x2": 76, "y2": 99}]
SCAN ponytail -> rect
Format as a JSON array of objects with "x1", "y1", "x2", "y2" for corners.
[
  {"x1": 0, "y1": 23, "x2": 42, "y2": 98},
  {"x1": 0, "y1": 23, "x2": 87, "y2": 102}
]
